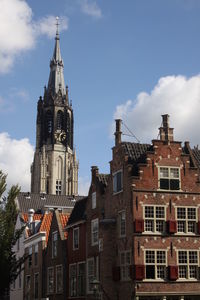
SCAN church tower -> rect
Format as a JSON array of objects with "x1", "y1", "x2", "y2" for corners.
[{"x1": 31, "y1": 20, "x2": 78, "y2": 195}]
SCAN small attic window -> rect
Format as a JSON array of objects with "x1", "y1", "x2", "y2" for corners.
[{"x1": 113, "y1": 170, "x2": 123, "y2": 194}]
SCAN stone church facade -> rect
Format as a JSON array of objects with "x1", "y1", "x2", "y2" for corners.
[{"x1": 31, "y1": 26, "x2": 78, "y2": 196}]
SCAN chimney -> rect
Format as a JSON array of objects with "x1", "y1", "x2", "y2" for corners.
[
  {"x1": 159, "y1": 114, "x2": 174, "y2": 142},
  {"x1": 115, "y1": 119, "x2": 122, "y2": 146},
  {"x1": 91, "y1": 166, "x2": 99, "y2": 181},
  {"x1": 28, "y1": 208, "x2": 35, "y2": 224}
]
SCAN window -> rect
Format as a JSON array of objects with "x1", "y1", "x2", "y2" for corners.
[
  {"x1": 52, "y1": 232, "x2": 58, "y2": 258},
  {"x1": 144, "y1": 206, "x2": 165, "y2": 233},
  {"x1": 177, "y1": 207, "x2": 197, "y2": 234},
  {"x1": 34, "y1": 273, "x2": 39, "y2": 299},
  {"x1": 73, "y1": 227, "x2": 79, "y2": 250},
  {"x1": 119, "y1": 210, "x2": 126, "y2": 237},
  {"x1": 87, "y1": 258, "x2": 94, "y2": 293},
  {"x1": 69, "y1": 264, "x2": 77, "y2": 297},
  {"x1": 178, "y1": 251, "x2": 198, "y2": 279},
  {"x1": 56, "y1": 180, "x2": 62, "y2": 195},
  {"x1": 26, "y1": 275, "x2": 31, "y2": 300},
  {"x1": 92, "y1": 192, "x2": 96, "y2": 209},
  {"x1": 91, "y1": 219, "x2": 99, "y2": 246},
  {"x1": 34, "y1": 243, "x2": 38, "y2": 265},
  {"x1": 113, "y1": 170, "x2": 123, "y2": 193},
  {"x1": 78, "y1": 262, "x2": 86, "y2": 296},
  {"x1": 145, "y1": 250, "x2": 167, "y2": 280},
  {"x1": 120, "y1": 251, "x2": 131, "y2": 280},
  {"x1": 56, "y1": 265, "x2": 63, "y2": 293},
  {"x1": 159, "y1": 167, "x2": 180, "y2": 190},
  {"x1": 47, "y1": 267, "x2": 54, "y2": 294},
  {"x1": 28, "y1": 246, "x2": 32, "y2": 267}
]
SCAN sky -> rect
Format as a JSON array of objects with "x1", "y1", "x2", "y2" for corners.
[{"x1": 1, "y1": 0, "x2": 200, "y2": 194}]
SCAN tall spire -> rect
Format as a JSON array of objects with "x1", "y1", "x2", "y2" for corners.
[{"x1": 47, "y1": 17, "x2": 66, "y2": 96}]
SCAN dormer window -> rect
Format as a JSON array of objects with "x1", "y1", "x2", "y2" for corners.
[
  {"x1": 113, "y1": 170, "x2": 123, "y2": 194},
  {"x1": 159, "y1": 167, "x2": 180, "y2": 190}
]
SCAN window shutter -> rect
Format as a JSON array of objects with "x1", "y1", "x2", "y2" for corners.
[
  {"x1": 167, "y1": 220, "x2": 177, "y2": 234},
  {"x1": 135, "y1": 265, "x2": 145, "y2": 280},
  {"x1": 135, "y1": 219, "x2": 144, "y2": 233},
  {"x1": 112, "y1": 266, "x2": 120, "y2": 281},
  {"x1": 168, "y1": 266, "x2": 178, "y2": 281}
]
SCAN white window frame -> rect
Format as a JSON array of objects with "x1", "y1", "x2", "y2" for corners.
[
  {"x1": 177, "y1": 250, "x2": 199, "y2": 280},
  {"x1": 91, "y1": 218, "x2": 99, "y2": 246},
  {"x1": 69, "y1": 263, "x2": 77, "y2": 297},
  {"x1": 56, "y1": 265, "x2": 63, "y2": 294},
  {"x1": 176, "y1": 206, "x2": 197, "y2": 235},
  {"x1": 145, "y1": 249, "x2": 167, "y2": 281},
  {"x1": 87, "y1": 257, "x2": 95, "y2": 294},
  {"x1": 113, "y1": 169, "x2": 123, "y2": 194},
  {"x1": 120, "y1": 250, "x2": 131, "y2": 281},
  {"x1": 34, "y1": 273, "x2": 39, "y2": 299},
  {"x1": 52, "y1": 231, "x2": 58, "y2": 258},
  {"x1": 73, "y1": 227, "x2": 79, "y2": 250},
  {"x1": 118, "y1": 210, "x2": 126, "y2": 237},
  {"x1": 77, "y1": 261, "x2": 86, "y2": 296},
  {"x1": 92, "y1": 192, "x2": 96, "y2": 209},
  {"x1": 144, "y1": 205, "x2": 166, "y2": 234},
  {"x1": 158, "y1": 166, "x2": 181, "y2": 191},
  {"x1": 47, "y1": 267, "x2": 54, "y2": 294}
]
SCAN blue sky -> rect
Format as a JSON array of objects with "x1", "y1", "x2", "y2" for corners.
[{"x1": 1, "y1": 0, "x2": 200, "y2": 194}]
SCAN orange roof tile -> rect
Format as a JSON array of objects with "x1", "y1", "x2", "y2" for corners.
[
  {"x1": 39, "y1": 213, "x2": 53, "y2": 243},
  {"x1": 59, "y1": 213, "x2": 70, "y2": 238}
]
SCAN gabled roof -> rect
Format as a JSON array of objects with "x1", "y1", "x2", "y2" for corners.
[
  {"x1": 121, "y1": 142, "x2": 152, "y2": 162},
  {"x1": 67, "y1": 197, "x2": 87, "y2": 226},
  {"x1": 16, "y1": 192, "x2": 84, "y2": 213}
]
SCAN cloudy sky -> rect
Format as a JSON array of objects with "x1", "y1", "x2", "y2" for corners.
[{"x1": 1, "y1": 0, "x2": 200, "y2": 194}]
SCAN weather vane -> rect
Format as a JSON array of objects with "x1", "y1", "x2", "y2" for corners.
[{"x1": 55, "y1": 16, "x2": 60, "y2": 35}]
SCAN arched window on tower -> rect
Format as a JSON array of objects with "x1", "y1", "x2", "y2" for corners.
[
  {"x1": 46, "y1": 111, "x2": 53, "y2": 135},
  {"x1": 57, "y1": 110, "x2": 64, "y2": 130}
]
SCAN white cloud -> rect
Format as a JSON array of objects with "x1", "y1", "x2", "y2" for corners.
[
  {"x1": 0, "y1": 133, "x2": 34, "y2": 192},
  {"x1": 0, "y1": 0, "x2": 68, "y2": 73},
  {"x1": 80, "y1": 0, "x2": 102, "y2": 18},
  {"x1": 78, "y1": 176, "x2": 90, "y2": 196},
  {"x1": 113, "y1": 75, "x2": 200, "y2": 146}
]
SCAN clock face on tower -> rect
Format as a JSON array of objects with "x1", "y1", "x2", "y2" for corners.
[{"x1": 54, "y1": 130, "x2": 66, "y2": 143}]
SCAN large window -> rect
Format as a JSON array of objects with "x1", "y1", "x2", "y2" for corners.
[
  {"x1": 177, "y1": 207, "x2": 197, "y2": 234},
  {"x1": 159, "y1": 167, "x2": 180, "y2": 190},
  {"x1": 144, "y1": 206, "x2": 165, "y2": 233},
  {"x1": 178, "y1": 251, "x2": 198, "y2": 279},
  {"x1": 87, "y1": 258, "x2": 94, "y2": 293},
  {"x1": 56, "y1": 265, "x2": 63, "y2": 293},
  {"x1": 120, "y1": 251, "x2": 131, "y2": 280},
  {"x1": 34, "y1": 273, "x2": 39, "y2": 299},
  {"x1": 91, "y1": 219, "x2": 99, "y2": 246},
  {"x1": 113, "y1": 170, "x2": 123, "y2": 193},
  {"x1": 73, "y1": 227, "x2": 79, "y2": 250},
  {"x1": 52, "y1": 231, "x2": 58, "y2": 258},
  {"x1": 47, "y1": 267, "x2": 54, "y2": 294},
  {"x1": 119, "y1": 210, "x2": 126, "y2": 237},
  {"x1": 145, "y1": 250, "x2": 167, "y2": 280},
  {"x1": 78, "y1": 262, "x2": 86, "y2": 296},
  {"x1": 69, "y1": 264, "x2": 77, "y2": 297}
]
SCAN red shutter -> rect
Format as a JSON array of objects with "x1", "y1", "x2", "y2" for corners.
[
  {"x1": 135, "y1": 265, "x2": 145, "y2": 280},
  {"x1": 168, "y1": 266, "x2": 178, "y2": 280},
  {"x1": 112, "y1": 266, "x2": 120, "y2": 281},
  {"x1": 168, "y1": 220, "x2": 177, "y2": 233},
  {"x1": 197, "y1": 221, "x2": 200, "y2": 234},
  {"x1": 135, "y1": 219, "x2": 144, "y2": 233}
]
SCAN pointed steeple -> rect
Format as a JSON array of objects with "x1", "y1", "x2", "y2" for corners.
[{"x1": 47, "y1": 17, "x2": 66, "y2": 96}]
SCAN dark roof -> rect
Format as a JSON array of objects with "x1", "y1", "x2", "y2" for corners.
[
  {"x1": 98, "y1": 174, "x2": 109, "y2": 186},
  {"x1": 67, "y1": 197, "x2": 87, "y2": 225},
  {"x1": 121, "y1": 142, "x2": 152, "y2": 162},
  {"x1": 192, "y1": 147, "x2": 200, "y2": 168},
  {"x1": 16, "y1": 192, "x2": 85, "y2": 213}
]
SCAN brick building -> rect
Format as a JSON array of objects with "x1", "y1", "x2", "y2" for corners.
[{"x1": 84, "y1": 115, "x2": 200, "y2": 300}]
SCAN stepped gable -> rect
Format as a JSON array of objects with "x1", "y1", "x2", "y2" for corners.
[
  {"x1": 16, "y1": 192, "x2": 85, "y2": 213},
  {"x1": 67, "y1": 197, "x2": 87, "y2": 226}
]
